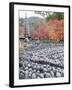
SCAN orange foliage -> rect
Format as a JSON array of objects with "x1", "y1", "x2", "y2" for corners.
[
  {"x1": 32, "y1": 19, "x2": 64, "y2": 42},
  {"x1": 48, "y1": 19, "x2": 64, "y2": 42}
]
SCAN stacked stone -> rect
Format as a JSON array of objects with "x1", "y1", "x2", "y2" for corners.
[
  {"x1": 19, "y1": 43, "x2": 64, "y2": 79},
  {"x1": 22, "y1": 43, "x2": 64, "y2": 68},
  {"x1": 19, "y1": 60, "x2": 64, "y2": 79}
]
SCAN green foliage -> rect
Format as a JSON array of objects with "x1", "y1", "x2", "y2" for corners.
[
  {"x1": 34, "y1": 11, "x2": 49, "y2": 17},
  {"x1": 34, "y1": 11, "x2": 64, "y2": 21},
  {"x1": 46, "y1": 12, "x2": 64, "y2": 21},
  {"x1": 19, "y1": 17, "x2": 24, "y2": 26},
  {"x1": 59, "y1": 38, "x2": 64, "y2": 43}
]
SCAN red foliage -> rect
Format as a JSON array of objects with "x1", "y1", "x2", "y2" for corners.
[
  {"x1": 48, "y1": 19, "x2": 64, "y2": 42},
  {"x1": 31, "y1": 28, "x2": 49, "y2": 40},
  {"x1": 32, "y1": 19, "x2": 64, "y2": 42},
  {"x1": 31, "y1": 30, "x2": 40, "y2": 40},
  {"x1": 19, "y1": 19, "x2": 64, "y2": 42},
  {"x1": 19, "y1": 26, "x2": 25, "y2": 38}
]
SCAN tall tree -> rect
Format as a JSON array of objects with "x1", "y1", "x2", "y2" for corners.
[{"x1": 34, "y1": 11, "x2": 64, "y2": 21}]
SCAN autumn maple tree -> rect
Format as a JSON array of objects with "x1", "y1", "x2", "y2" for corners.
[
  {"x1": 31, "y1": 19, "x2": 64, "y2": 42},
  {"x1": 48, "y1": 19, "x2": 64, "y2": 42}
]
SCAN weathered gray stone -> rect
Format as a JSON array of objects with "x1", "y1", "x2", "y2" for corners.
[
  {"x1": 25, "y1": 70, "x2": 29, "y2": 79},
  {"x1": 37, "y1": 65, "x2": 41, "y2": 69},
  {"x1": 25, "y1": 67, "x2": 28, "y2": 70},
  {"x1": 33, "y1": 65, "x2": 37, "y2": 69},
  {"x1": 39, "y1": 73, "x2": 44, "y2": 78},
  {"x1": 50, "y1": 71, "x2": 55, "y2": 77},
  {"x1": 28, "y1": 64, "x2": 31, "y2": 68},
  {"x1": 19, "y1": 43, "x2": 64, "y2": 79},
  {"x1": 37, "y1": 76, "x2": 41, "y2": 79},
  {"x1": 32, "y1": 73, "x2": 36, "y2": 79},
  {"x1": 56, "y1": 72, "x2": 61, "y2": 77},
  {"x1": 43, "y1": 68, "x2": 48, "y2": 72},
  {"x1": 19, "y1": 73, "x2": 25, "y2": 79},
  {"x1": 44, "y1": 72, "x2": 51, "y2": 78},
  {"x1": 23, "y1": 60, "x2": 28, "y2": 67},
  {"x1": 28, "y1": 68, "x2": 32, "y2": 72},
  {"x1": 28, "y1": 71, "x2": 32, "y2": 78},
  {"x1": 33, "y1": 69, "x2": 36, "y2": 73}
]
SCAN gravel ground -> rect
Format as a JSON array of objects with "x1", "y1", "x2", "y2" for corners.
[{"x1": 19, "y1": 43, "x2": 64, "y2": 79}]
